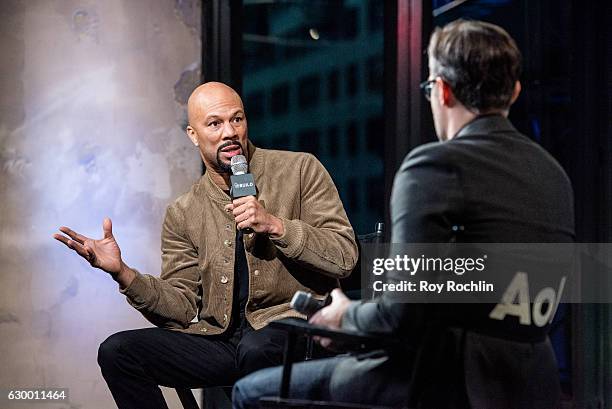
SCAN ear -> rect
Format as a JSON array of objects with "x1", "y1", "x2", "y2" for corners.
[
  {"x1": 510, "y1": 80, "x2": 521, "y2": 105},
  {"x1": 438, "y1": 79, "x2": 454, "y2": 107},
  {"x1": 186, "y1": 125, "x2": 199, "y2": 147}
]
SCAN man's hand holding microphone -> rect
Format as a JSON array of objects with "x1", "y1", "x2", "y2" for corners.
[
  {"x1": 223, "y1": 154, "x2": 285, "y2": 238},
  {"x1": 291, "y1": 288, "x2": 353, "y2": 349}
]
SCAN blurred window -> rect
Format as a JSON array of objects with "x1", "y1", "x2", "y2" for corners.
[{"x1": 242, "y1": 0, "x2": 384, "y2": 234}]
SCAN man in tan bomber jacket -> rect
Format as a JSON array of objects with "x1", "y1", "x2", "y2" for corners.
[{"x1": 54, "y1": 82, "x2": 358, "y2": 409}]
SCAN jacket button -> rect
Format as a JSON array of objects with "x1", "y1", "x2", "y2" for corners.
[
  {"x1": 200, "y1": 328, "x2": 207, "y2": 333},
  {"x1": 253, "y1": 270, "x2": 260, "y2": 276},
  {"x1": 223, "y1": 313, "x2": 228, "y2": 322},
  {"x1": 221, "y1": 275, "x2": 228, "y2": 284},
  {"x1": 224, "y1": 239, "x2": 232, "y2": 247},
  {"x1": 226, "y1": 224, "x2": 231, "y2": 230}
]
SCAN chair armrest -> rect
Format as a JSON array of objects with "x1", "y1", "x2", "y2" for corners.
[
  {"x1": 258, "y1": 396, "x2": 405, "y2": 409},
  {"x1": 268, "y1": 318, "x2": 400, "y2": 353}
]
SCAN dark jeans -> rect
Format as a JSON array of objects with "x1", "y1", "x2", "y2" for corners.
[{"x1": 97, "y1": 318, "x2": 301, "y2": 409}]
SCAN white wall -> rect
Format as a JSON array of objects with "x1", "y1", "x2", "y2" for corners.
[{"x1": 0, "y1": 1, "x2": 202, "y2": 407}]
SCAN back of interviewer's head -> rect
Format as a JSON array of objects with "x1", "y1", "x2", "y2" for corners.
[{"x1": 427, "y1": 19, "x2": 522, "y2": 113}]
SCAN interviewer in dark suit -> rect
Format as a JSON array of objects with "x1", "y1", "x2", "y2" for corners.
[{"x1": 233, "y1": 19, "x2": 574, "y2": 409}]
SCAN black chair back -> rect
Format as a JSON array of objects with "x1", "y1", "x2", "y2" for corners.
[{"x1": 341, "y1": 222, "x2": 385, "y2": 300}]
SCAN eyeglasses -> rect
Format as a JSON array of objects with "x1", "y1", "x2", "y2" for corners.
[{"x1": 419, "y1": 79, "x2": 437, "y2": 101}]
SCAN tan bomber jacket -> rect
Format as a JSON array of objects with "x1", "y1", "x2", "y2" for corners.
[{"x1": 121, "y1": 142, "x2": 358, "y2": 335}]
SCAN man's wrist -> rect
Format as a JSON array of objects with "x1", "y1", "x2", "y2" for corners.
[
  {"x1": 268, "y1": 216, "x2": 285, "y2": 239},
  {"x1": 114, "y1": 262, "x2": 136, "y2": 290}
]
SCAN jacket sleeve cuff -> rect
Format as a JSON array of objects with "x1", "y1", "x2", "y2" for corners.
[
  {"x1": 119, "y1": 270, "x2": 153, "y2": 308},
  {"x1": 271, "y1": 218, "x2": 305, "y2": 258},
  {"x1": 340, "y1": 300, "x2": 362, "y2": 332}
]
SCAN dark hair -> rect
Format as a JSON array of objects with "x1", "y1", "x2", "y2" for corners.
[{"x1": 427, "y1": 19, "x2": 522, "y2": 112}]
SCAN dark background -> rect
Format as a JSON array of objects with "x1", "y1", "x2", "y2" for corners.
[{"x1": 203, "y1": 1, "x2": 611, "y2": 407}]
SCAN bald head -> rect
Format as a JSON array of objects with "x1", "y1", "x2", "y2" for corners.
[{"x1": 187, "y1": 82, "x2": 244, "y2": 125}]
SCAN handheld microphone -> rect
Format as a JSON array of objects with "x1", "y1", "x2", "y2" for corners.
[
  {"x1": 290, "y1": 291, "x2": 333, "y2": 316},
  {"x1": 230, "y1": 155, "x2": 257, "y2": 199},
  {"x1": 230, "y1": 155, "x2": 256, "y2": 234}
]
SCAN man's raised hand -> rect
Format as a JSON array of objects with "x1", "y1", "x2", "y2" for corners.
[{"x1": 54, "y1": 218, "x2": 125, "y2": 278}]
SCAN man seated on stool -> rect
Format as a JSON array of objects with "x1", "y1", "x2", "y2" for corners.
[
  {"x1": 232, "y1": 19, "x2": 574, "y2": 409},
  {"x1": 54, "y1": 82, "x2": 357, "y2": 409}
]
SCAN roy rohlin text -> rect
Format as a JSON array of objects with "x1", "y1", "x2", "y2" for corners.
[{"x1": 372, "y1": 279, "x2": 494, "y2": 293}]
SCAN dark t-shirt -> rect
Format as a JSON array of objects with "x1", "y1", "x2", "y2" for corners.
[{"x1": 233, "y1": 229, "x2": 249, "y2": 322}]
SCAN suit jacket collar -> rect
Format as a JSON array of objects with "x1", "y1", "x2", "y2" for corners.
[{"x1": 454, "y1": 114, "x2": 518, "y2": 139}]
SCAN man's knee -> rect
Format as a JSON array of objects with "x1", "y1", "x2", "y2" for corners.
[
  {"x1": 232, "y1": 379, "x2": 251, "y2": 409},
  {"x1": 97, "y1": 330, "x2": 140, "y2": 372},
  {"x1": 98, "y1": 333, "x2": 120, "y2": 370},
  {"x1": 236, "y1": 329, "x2": 285, "y2": 375},
  {"x1": 233, "y1": 366, "x2": 281, "y2": 409}
]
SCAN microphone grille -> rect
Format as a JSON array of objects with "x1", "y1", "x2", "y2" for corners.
[
  {"x1": 290, "y1": 291, "x2": 309, "y2": 311},
  {"x1": 230, "y1": 155, "x2": 248, "y2": 175}
]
